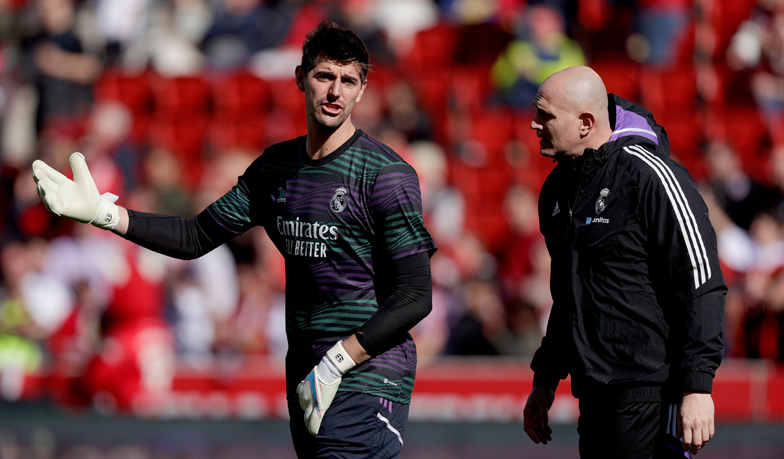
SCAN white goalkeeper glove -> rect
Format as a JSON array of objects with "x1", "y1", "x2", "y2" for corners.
[
  {"x1": 32, "y1": 152, "x2": 120, "y2": 231},
  {"x1": 297, "y1": 340, "x2": 357, "y2": 435}
]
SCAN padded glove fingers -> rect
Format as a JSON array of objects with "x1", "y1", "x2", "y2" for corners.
[{"x1": 32, "y1": 152, "x2": 120, "y2": 230}]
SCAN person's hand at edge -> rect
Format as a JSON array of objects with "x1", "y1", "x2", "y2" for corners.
[
  {"x1": 678, "y1": 392, "x2": 715, "y2": 455},
  {"x1": 523, "y1": 386, "x2": 555, "y2": 444}
]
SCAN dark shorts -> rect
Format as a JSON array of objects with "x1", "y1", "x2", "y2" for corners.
[
  {"x1": 288, "y1": 391, "x2": 409, "y2": 459},
  {"x1": 578, "y1": 399, "x2": 692, "y2": 459}
]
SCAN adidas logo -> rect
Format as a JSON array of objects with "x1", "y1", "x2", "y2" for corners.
[{"x1": 552, "y1": 202, "x2": 560, "y2": 217}]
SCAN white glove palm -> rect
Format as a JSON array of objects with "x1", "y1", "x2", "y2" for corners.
[
  {"x1": 297, "y1": 341, "x2": 357, "y2": 435},
  {"x1": 32, "y1": 152, "x2": 120, "y2": 230}
]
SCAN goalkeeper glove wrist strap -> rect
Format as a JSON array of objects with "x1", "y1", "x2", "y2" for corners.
[
  {"x1": 326, "y1": 341, "x2": 356, "y2": 375},
  {"x1": 91, "y1": 193, "x2": 120, "y2": 231}
]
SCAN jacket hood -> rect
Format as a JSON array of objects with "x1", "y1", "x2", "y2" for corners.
[{"x1": 604, "y1": 94, "x2": 670, "y2": 159}]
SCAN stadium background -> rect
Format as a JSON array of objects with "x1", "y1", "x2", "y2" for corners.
[{"x1": 1, "y1": 0, "x2": 784, "y2": 457}]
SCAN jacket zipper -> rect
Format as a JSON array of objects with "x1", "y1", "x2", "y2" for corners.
[{"x1": 567, "y1": 158, "x2": 588, "y2": 218}]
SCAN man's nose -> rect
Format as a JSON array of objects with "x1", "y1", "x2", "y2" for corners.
[
  {"x1": 531, "y1": 118, "x2": 541, "y2": 130},
  {"x1": 328, "y1": 79, "x2": 342, "y2": 99}
]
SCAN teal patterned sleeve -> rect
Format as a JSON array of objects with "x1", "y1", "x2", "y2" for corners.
[
  {"x1": 206, "y1": 180, "x2": 255, "y2": 236},
  {"x1": 369, "y1": 163, "x2": 437, "y2": 259}
]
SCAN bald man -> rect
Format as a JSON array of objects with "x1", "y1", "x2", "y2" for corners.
[{"x1": 523, "y1": 67, "x2": 726, "y2": 458}]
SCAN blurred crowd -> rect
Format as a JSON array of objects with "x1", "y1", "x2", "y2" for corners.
[{"x1": 0, "y1": 0, "x2": 783, "y2": 417}]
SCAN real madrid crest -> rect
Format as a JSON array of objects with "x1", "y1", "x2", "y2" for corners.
[
  {"x1": 330, "y1": 187, "x2": 347, "y2": 213},
  {"x1": 595, "y1": 187, "x2": 609, "y2": 214}
]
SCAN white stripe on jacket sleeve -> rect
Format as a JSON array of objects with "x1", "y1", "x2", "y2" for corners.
[{"x1": 624, "y1": 145, "x2": 712, "y2": 289}]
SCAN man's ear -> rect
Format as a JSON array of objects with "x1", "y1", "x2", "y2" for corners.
[
  {"x1": 295, "y1": 65, "x2": 305, "y2": 92},
  {"x1": 579, "y1": 112, "x2": 596, "y2": 137}
]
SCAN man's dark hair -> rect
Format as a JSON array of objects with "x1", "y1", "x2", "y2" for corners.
[{"x1": 301, "y1": 21, "x2": 370, "y2": 82}]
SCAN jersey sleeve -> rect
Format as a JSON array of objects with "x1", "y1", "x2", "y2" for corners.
[
  {"x1": 639, "y1": 147, "x2": 726, "y2": 393},
  {"x1": 369, "y1": 163, "x2": 437, "y2": 260},
  {"x1": 206, "y1": 178, "x2": 256, "y2": 237}
]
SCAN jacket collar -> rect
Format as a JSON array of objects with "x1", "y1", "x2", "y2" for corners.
[
  {"x1": 600, "y1": 94, "x2": 670, "y2": 159},
  {"x1": 558, "y1": 95, "x2": 670, "y2": 179}
]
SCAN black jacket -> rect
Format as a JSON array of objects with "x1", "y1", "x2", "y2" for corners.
[{"x1": 531, "y1": 95, "x2": 726, "y2": 402}]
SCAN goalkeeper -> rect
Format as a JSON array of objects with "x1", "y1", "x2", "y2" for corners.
[{"x1": 33, "y1": 21, "x2": 436, "y2": 459}]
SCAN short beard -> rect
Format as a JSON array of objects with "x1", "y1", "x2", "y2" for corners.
[{"x1": 312, "y1": 105, "x2": 351, "y2": 131}]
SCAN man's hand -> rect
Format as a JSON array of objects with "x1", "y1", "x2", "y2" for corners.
[
  {"x1": 297, "y1": 341, "x2": 357, "y2": 435},
  {"x1": 32, "y1": 152, "x2": 120, "y2": 230},
  {"x1": 523, "y1": 386, "x2": 555, "y2": 444},
  {"x1": 678, "y1": 392, "x2": 715, "y2": 455}
]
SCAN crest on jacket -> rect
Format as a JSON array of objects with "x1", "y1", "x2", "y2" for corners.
[{"x1": 595, "y1": 188, "x2": 609, "y2": 214}]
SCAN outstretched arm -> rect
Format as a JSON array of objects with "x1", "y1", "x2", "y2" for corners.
[{"x1": 33, "y1": 152, "x2": 234, "y2": 260}]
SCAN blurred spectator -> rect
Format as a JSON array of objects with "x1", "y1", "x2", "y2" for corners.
[
  {"x1": 705, "y1": 140, "x2": 780, "y2": 230},
  {"x1": 0, "y1": 241, "x2": 48, "y2": 401},
  {"x1": 385, "y1": 81, "x2": 433, "y2": 142},
  {"x1": 410, "y1": 282, "x2": 452, "y2": 365},
  {"x1": 351, "y1": 84, "x2": 386, "y2": 136},
  {"x1": 492, "y1": 300, "x2": 542, "y2": 358},
  {"x1": 201, "y1": 0, "x2": 296, "y2": 70},
  {"x1": 447, "y1": 278, "x2": 504, "y2": 355},
  {"x1": 740, "y1": 211, "x2": 784, "y2": 359},
  {"x1": 498, "y1": 184, "x2": 540, "y2": 292},
  {"x1": 81, "y1": 238, "x2": 175, "y2": 413},
  {"x1": 14, "y1": 238, "x2": 73, "y2": 340},
  {"x1": 767, "y1": 144, "x2": 784, "y2": 217},
  {"x1": 225, "y1": 262, "x2": 279, "y2": 355},
  {"x1": 629, "y1": 0, "x2": 691, "y2": 69},
  {"x1": 142, "y1": 147, "x2": 192, "y2": 216},
  {"x1": 19, "y1": 0, "x2": 102, "y2": 133},
  {"x1": 94, "y1": 0, "x2": 152, "y2": 65},
  {"x1": 172, "y1": 0, "x2": 214, "y2": 43},
  {"x1": 81, "y1": 101, "x2": 139, "y2": 192},
  {"x1": 490, "y1": 4, "x2": 586, "y2": 109},
  {"x1": 332, "y1": 0, "x2": 396, "y2": 66},
  {"x1": 408, "y1": 141, "x2": 465, "y2": 247},
  {"x1": 373, "y1": 0, "x2": 439, "y2": 56},
  {"x1": 221, "y1": 232, "x2": 286, "y2": 360},
  {"x1": 119, "y1": 0, "x2": 207, "y2": 76},
  {"x1": 701, "y1": 185, "x2": 756, "y2": 278},
  {"x1": 519, "y1": 238, "x2": 553, "y2": 335},
  {"x1": 169, "y1": 243, "x2": 239, "y2": 364},
  {"x1": 727, "y1": 0, "x2": 784, "y2": 144}
]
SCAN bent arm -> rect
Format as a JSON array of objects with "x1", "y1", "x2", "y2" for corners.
[{"x1": 347, "y1": 251, "x2": 432, "y2": 363}]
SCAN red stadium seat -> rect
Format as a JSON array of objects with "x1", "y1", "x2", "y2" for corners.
[
  {"x1": 267, "y1": 79, "x2": 305, "y2": 115},
  {"x1": 591, "y1": 59, "x2": 641, "y2": 102},
  {"x1": 639, "y1": 63, "x2": 699, "y2": 118},
  {"x1": 93, "y1": 68, "x2": 152, "y2": 114},
  {"x1": 211, "y1": 71, "x2": 271, "y2": 119},
  {"x1": 465, "y1": 107, "x2": 515, "y2": 166},
  {"x1": 450, "y1": 63, "x2": 495, "y2": 113},
  {"x1": 209, "y1": 115, "x2": 266, "y2": 151},
  {"x1": 408, "y1": 71, "x2": 451, "y2": 143},
  {"x1": 658, "y1": 107, "x2": 704, "y2": 161},
  {"x1": 713, "y1": 104, "x2": 771, "y2": 178},
  {"x1": 712, "y1": 0, "x2": 758, "y2": 56},
  {"x1": 149, "y1": 74, "x2": 212, "y2": 118},
  {"x1": 398, "y1": 22, "x2": 458, "y2": 74},
  {"x1": 147, "y1": 115, "x2": 209, "y2": 188}
]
